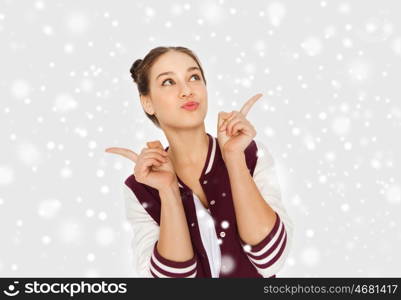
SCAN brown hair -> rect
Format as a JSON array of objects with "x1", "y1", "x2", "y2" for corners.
[{"x1": 129, "y1": 46, "x2": 207, "y2": 129}]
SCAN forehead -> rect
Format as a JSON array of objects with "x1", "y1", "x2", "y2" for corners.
[{"x1": 150, "y1": 51, "x2": 198, "y2": 79}]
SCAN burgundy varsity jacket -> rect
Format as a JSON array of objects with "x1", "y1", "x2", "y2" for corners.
[{"x1": 123, "y1": 132, "x2": 294, "y2": 278}]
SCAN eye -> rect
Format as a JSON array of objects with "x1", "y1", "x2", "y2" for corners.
[
  {"x1": 190, "y1": 74, "x2": 201, "y2": 81},
  {"x1": 161, "y1": 78, "x2": 174, "y2": 86},
  {"x1": 161, "y1": 74, "x2": 201, "y2": 86}
]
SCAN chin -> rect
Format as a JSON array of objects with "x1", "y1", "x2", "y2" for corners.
[{"x1": 179, "y1": 118, "x2": 205, "y2": 128}]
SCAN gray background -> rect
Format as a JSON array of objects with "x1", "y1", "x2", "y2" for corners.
[{"x1": 0, "y1": 0, "x2": 400, "y2": 277}]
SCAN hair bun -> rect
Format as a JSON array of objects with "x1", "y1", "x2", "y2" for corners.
[{"x1": 130, "y1": 59, "x2": 143, "y2": 82}]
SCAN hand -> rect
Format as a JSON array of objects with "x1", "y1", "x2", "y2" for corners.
[
  {"x1": 105, "y1": 140, "x2": 177, "y2": 191},
  {"x1": 217, "y1": 93, "x2": 263, "y2": 155}
]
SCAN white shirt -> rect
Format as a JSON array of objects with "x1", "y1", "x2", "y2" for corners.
[{"x1": 192, "y1": 193, "x2": 221, "y2": 277}]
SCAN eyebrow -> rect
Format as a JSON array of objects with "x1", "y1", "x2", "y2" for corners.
[{"x1": 155, "y1": 66, "x2": 200, "y2": 80}]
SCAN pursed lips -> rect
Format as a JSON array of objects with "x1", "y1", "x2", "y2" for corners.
[{"x1": 181, "y1": 101, "x2": 199, "y2": 108}]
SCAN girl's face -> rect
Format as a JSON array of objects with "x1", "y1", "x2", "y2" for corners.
[{"x1": 142, "y1": 51, "x2": 208, "y2": 130}]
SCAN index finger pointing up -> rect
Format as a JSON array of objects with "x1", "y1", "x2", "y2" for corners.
[
  {"x1": 105, "y1": 147, "x2": 138, "y2": 163},
  {"x1": 240, "y1": 93, "x2": 263, "y2": 116}
]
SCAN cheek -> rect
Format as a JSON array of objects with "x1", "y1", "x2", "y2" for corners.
[
  {"x1": 196, "y1": 85, "x2": 208, "y2": 99},
  {"x1": 155, "y1": 97, "x2": 178, "y2": 118}
]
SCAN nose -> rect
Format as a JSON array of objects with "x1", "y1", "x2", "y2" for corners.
[{"x1": 179, "y1": 82, "x2": 193, "y2": 98}]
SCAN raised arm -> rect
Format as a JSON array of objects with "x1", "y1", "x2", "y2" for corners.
[
  {"x1": 217, "y1": 93, "x2": 293, "y2": 277},
  {"x1": 123, "y1": 182, "x2": 198, "y2": 278},
  {"x1": 108, "y1": 139, "x2": 198, "y2": 278},
  {"x1": 223, "y1": 140, "x2": 294, "y2": 278}
]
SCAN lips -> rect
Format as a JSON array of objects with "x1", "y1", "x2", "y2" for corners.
[{"x1": 181, "y1": 101, "x2": 199, "y2": 110}]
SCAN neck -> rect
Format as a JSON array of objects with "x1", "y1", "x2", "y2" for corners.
[{"x1": 164, "y1": 126, "x2": 209, "y2": 167}]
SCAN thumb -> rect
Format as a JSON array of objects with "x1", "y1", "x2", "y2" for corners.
[
  {"x1": 218, "y1": 111, "x2": 233, "y2": 130},
  {"x1": 147, "y1": 140, "x2": 164, "y2": 150}
]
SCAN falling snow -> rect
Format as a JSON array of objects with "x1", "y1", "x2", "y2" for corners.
[
  {"x1": 37, "y1": 199, "x2": 62, "y2": 219},
  {"x1": 0, "y1": 0, "x2": 400, "y2": 278}
]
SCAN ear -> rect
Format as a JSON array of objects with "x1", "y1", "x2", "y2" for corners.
[{"x1": 140, "y1": 94, "x2": 155, "y2": 115}]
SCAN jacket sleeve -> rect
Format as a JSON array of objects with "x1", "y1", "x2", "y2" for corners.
[
  {"x1": 239, "y1": 139, "x2": 294, "y2": 278},
  {"x1": 123, "y1": 183, "x2": 198, "y2": 278}
]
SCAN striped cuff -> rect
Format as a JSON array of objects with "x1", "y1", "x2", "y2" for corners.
[
  {"x1": 149, "y1": 241, "x2": 197, "y2": 278},
  {"x1": 241, "y1": 212, "x2": 287, "y2": 272}
]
